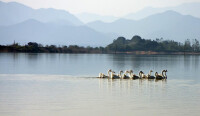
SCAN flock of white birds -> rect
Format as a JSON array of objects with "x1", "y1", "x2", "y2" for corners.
[{"x1": 99, "y1": 69, "x2": 167, "y2": 79}]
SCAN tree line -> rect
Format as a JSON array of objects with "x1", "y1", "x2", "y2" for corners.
[
  {"x1": 0, "y1": 42, "x2": 105, "y2": 53},
  {"x1": 106, "y1": 35, "x2": 200, "y2": 53},
  {"x1": 0, "y1": 35, "x2": 200, "y2": 53}
]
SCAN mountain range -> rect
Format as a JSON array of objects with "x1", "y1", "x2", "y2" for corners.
[
  {"x1": 125, "y1": 2, "x2": 200, "y2": 20},
  {"x1": 75, "y1": 13, "x2": 118, "y2": 23},
  {"x1": 0, "y1": 1, "x2": 200, "y2": 46},
  {"x1": 0, "y1": 1, "x2": 82, "y2": 26},
  {"x1": 76, "y1": 2, "x2": 200, "y2": 22},
  {"x1": 0, "y1": 19, "x2": 116, "y2": 46},
  {"x1": 87, "y1": 10, "x2": 200, "y2": 42},
  {"x1": 0, "y1": 1, "x2": 117, "y2": 46}
]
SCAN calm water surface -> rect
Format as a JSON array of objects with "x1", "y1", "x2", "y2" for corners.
[{"x1": 0, "y1": 53, "x2": 200, "y2": 116}]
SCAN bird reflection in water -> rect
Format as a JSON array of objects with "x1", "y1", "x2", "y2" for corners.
[{"x1": 98, "y1": 77, "x2": 167, "y2": 90}]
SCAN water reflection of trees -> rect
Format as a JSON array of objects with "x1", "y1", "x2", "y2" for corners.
[
  {"x1": 192, "y1": 55, "x2": 200, "y2": 71},
  {"x1": 26, "y1": 53, "x2": 39, "y2": 60}
]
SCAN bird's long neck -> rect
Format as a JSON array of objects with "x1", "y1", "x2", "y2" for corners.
[
  {"x1": 149, "y1": 71, "x2": 151, "y2": 76},
  {"x1": 164, "y1": 71, "x2": 167, "y2": 78},
  {"x1": 155, "y1": 72, "x2": 158, "y2": 76},
  {"x1": 129, "y1": 72, "x2": 132, "y2": 77},
  {"x1": 125, "y1": 71, "x2": 128, "y2": 76},
  {"x1": 119, "y1": 71, "x2": 122, "y2": 77},
  {"x1": 161, "y1": 70, "x2": 164, "y2": 76},
  {"x1": 108, "y1": 70, "x2": 110, "y2": 77}
]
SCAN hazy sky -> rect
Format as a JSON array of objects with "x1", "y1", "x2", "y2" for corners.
[{"x1": 2, "y1": 0, "x2": 200, "y2": 16}]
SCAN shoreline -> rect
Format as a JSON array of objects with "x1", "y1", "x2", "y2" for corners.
[{"x1": 1, "y1": 51, "x2": 200, "y2": 55}]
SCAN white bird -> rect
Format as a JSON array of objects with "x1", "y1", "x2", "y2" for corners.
[
  {"x1": 98, "y1": 69, "x2": 112, "y2": 78},
  {"x1": 118, "y1": 70, "x2": 129, "y2": 79},
  {"x1": 129, "y1": 70, "x2": 139, "y2": 79},
  {"x1": 118, "y1": 70, "x2": 123, "y2": 78},
  {"x1": 139, "y1": 71, "x2": 147, "y2": 79},
  {"x1": 110, "y1": 71, "x2": 120, "y2": 79},
  {"x1": 147, "y1": 70, "x2": 155, "y2": 79}
]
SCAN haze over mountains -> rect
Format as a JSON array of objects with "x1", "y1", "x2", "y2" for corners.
[
  {"x1": 75, "y1": 13, "x2": 118, "y2": 23},
  {"x1": 87, "y1": 10, "x2": 200, "y2": 42},
  {"x1": 0, "y1": 1, "x2": 82, "y2": 26},
  {"x1": 0, "y1": 19, "x2": 115, "y2": 46},
  {"x1": 125, "y1": 2, "x2": 200, "y2": 20},
  {"x1": 0, "y1": 1, "x2": 116, "y2": 46},
  {"x1": 0, "y1": 1, "x2": 200, "y2": 46}
]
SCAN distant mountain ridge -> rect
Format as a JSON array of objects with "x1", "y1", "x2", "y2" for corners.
[
  {"x1": 87, "y1": 10, "x2": 200, "y2": 42},
  {"x1": 124, "y1": 2, "x2": 200, "y2": 20},
  {"x1": 75, "y1": 13, "x2": 118, "y2": 23},
  {"x1": 0, "y1": 1, "x2": 83, "y2": 26},
  {"x1": 0, "y1": 19, "x2": 116, "y2": 46},
  {"x1": 0, "y1": 1, "x2": 118, "y2": 46}
]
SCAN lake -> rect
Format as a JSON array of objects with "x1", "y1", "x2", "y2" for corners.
[{"x1": 0, "y1": 53, "x2": 200, "y2": 116}]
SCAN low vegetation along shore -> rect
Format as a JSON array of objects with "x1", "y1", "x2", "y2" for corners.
[{"x1": 0, "y1": 35, "x2": 200, "y2": 54}]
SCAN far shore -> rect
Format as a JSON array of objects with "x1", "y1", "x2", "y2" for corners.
[
  {"x1": 1, "y1": 36, "x2": 200, "y2": 54},
  {"x1": 1, "y1": 51, "x2": 200, "y2": 55}
]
